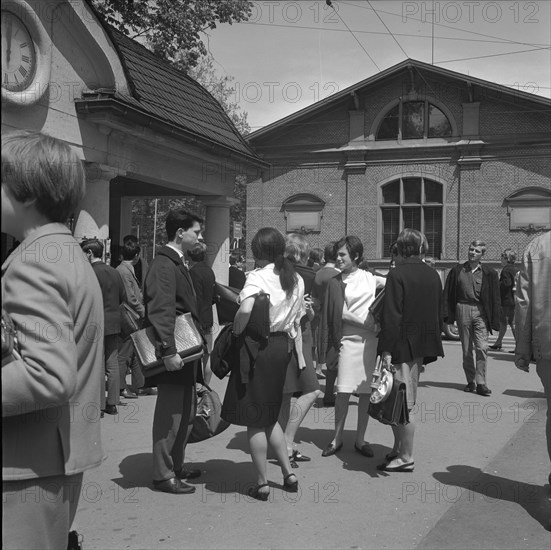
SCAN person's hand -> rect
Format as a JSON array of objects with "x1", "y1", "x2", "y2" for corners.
[
  {"x1": 163, "y1": 354, "x2": 183, "y2": 372},
  {"x1": 381, "y1": 352, "x2": 392, "y2": 369}
]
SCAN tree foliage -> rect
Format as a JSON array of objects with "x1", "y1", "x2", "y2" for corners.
[{"x1": 91, "y1": 0, "x2": 254, "y2": 70}]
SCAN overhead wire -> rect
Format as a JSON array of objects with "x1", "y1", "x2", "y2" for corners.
[{"x1": 366, "y1": 0, "x2": 409, "y2": 59}]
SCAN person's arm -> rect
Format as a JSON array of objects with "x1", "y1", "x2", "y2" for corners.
[
  {"x1": 515, "y1": 254, "x2": 532, "y2": 369},
  {"x1": 232, "y1": 295, "x2": 255, "y2": 335},
  {"x1": 378, "y1": 271, "x2": 403, "y2": 367}
]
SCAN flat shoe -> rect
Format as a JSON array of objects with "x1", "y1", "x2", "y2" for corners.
[
  {"x1": 476, "y1": 384, "x2": 492, "y2": 396},
  {"x1": 175, "y1": 468, "x2": 201, "y2": 480},
  {"x1": 321, "y1": 442, "x2": 343, "y2": 457},
  {"x1": 248, "y1": 483, "x2": 270, "y2": 501},
  {"x1": 354, "y1": 442, "x2": 374, "y2": 457},
  {"x1": 292, "y1": 450, "x2": 311, "y2": 462},
  {"x1": 377, "y1": 461, "x2": 414, "y2": 472}
]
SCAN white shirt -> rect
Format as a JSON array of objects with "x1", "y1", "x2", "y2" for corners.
[
  {"x1": 239, "y1": 263, "x2": 305, "y2": 337},
  {"x1": 342, "y1": 269, "x2": 386, "y2": 318}
]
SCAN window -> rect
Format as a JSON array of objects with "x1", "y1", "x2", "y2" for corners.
[
  {"x1": 381, "y1": 178, "x2": 443, "y2": 258},
  {"x1": 377, "y1": 100, "x2": 452, "y2": 141},
  {"x1": 281, "y1": 194, "x2": 325, "y2": 233}
]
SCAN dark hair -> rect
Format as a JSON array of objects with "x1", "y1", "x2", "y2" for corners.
[
  {"x1": 187, "y1": 243, "x2": 206, "y2": 262},
  {"x1": 335, "y1": 235, "x2": 363, "y2": 265},
  {"x1": 397, "y1": 228, "x2": 428, "y2": 258},
  {"x1": 358, "y1": 259, "x2": 370, "y2": 271},
  {"x1": 121, "y1": 241, "x2": 140, "y2": 261},
  {"x1": 307, "y1": 247, "x2": 323, "y2": 267},
  {"x1": 81, "y1": 238, "x2": 103, "y2": 259},
  {"x1": 251, "y1": 227, "x2": 297, "y2": 297},
  {"x1": 165, "y1": 209, "x2": 203, "y2": 241},
  {"x1": 2, "y1": 130, "x2": 85, "y2": 223},
  {"x1": 123, "y1": 234, "x2": 138, "y2": 245},
  {"x1": 324, "y1": 241, "x2": 337, "y2": 263},
  {"x1": 229, "y1": 253, "x2": 242, "y2": 266},
  {"x1": 501, "y1": 248, "x2": 516, "y2": 264}
]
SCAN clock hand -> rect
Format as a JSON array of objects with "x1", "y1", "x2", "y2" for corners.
[{"x1": 6, "y1": 17, "x2": 12, "y2": 65}]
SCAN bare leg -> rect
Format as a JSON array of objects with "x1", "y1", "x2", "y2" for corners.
[
  {"x1": 266, "y1": 422, "x2": 296, "y2": 480},
  {"x1": 283, "y1": 390, "x2": 321, "y2": 454},
  {"x1": 331, "y1": 392, "x2": 351, "y2": 446},
  {"x1": 247, "y1": 427, "x2": 268, "y2": 486},
  {"x1": 355, "y1": 394, "x2": 371, "y2": 447},
  {"x1": 387, "y1": 415, "x2": 415, "y2": 466}
]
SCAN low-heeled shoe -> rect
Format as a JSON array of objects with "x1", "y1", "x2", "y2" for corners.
[
  {"x1": 292, "y1": 450, "x2": 311, "y2": 462},
  {"x1": 476, "y1": 384, "x2": 492, "y2": 396},
  {"x1": 120, "y1": 389, "x2": 138, "y2": 399},
  {"x1": 354, "y1": 443, "x2": 374, "y2": 457},
  {"x1": 102, "y1": 405, "x2": 117, "y2": 415},
  {"x1": 321, "y1": 442, "x2": 343, "y2": 457},
  {"x1": 153, "y1": 477, "x2": 196, "y2": 494},
  {"x1": 464, "y1": 382, "x2": 476, "y2": 393},
  {"x1": 376, "y1": 461, "x2": 415, "y2": 472}
]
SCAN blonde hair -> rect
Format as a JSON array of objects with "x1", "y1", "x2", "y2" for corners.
[{"x1": 285, "y1": 233, "x2": 311, "y2": 265}]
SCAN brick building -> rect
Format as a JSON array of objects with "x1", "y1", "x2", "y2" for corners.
[{"x1": 246, "y1": 59, "x2": 550, "y2": 271}]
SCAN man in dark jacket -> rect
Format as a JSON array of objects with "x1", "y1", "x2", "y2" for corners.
[
  {"x1": 81, "y1": 239, "x2": 126, "y2": 415},
  {"x1": 444, "y1": 240, "x2": 500, "y2": 396},
  {"x1": 188, "y1": 242, "x2": 216, "y2": 385},
  {"x1": 143, "y1": 209, "x2": 204, "y2": 495}
]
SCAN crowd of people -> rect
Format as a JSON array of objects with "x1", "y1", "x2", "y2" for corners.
[{"x1": 2, "y1": 131, "x2": 550, "y2": 548}]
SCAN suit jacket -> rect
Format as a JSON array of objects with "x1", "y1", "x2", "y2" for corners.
[
  {"x1": 92, "y1": 261, "x2": 126, "y2": 336},
  {"x1": 378, "y1": 257, "x2": 444, "y2": 364},
  {"x1": 117, "y1": 261, "x2": 145, "y2": 318},
  {"x1": 2, "y1": 224, "x2": 105, "y2": 480},
  {"x1": 228, "y1": 265, "x2": 246, "y2": 290},
  {"x1": 515, "y1": 232, "x2": 551, "y2": 362},
  {"x1": 444, "y1": 262, "x2": 500, "y2": 332},
  {"x1": 143, "y1": 245, "x2": 200, "y2": 386},
  {"x1": 318, "y1": 274, "x2": 346, "y2": 369},
  {"x1": 189, "y1": 261, "x2": 216, "y2": 330}
]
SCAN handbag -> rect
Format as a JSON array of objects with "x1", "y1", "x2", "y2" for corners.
[
  {"x1": 120, "y1": 302, "x2": 142, "y2": 339},
  {"x1": 214, "y1": 282, "x2": 240, "y2": 324},
  {"x1": 370, "y1": 358, "x2": 394, "y2": 404},
  {"x1": 130, "y1": 312, "x2": 204, "y2": 377},
  {"x1": 188, "y1": 384, "x2": 230, "y2": 443},
  {"x1": 368, "y1": 376, "x2": 409, "y2": 426}
]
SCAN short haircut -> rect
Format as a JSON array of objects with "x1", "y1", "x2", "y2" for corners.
[
  {"x1": 1, "y1": 130, "x2": 85, "y2": 223},
  {"x1": 324, "y1": 241, "x2": 337, "y2": 263},
  {"x1": 335, "y1": 235, "x2": 363, "y2": 265},
  {"x1": 81, "y1": 238, "x2": 104, "y2": 259},
  {"x1": 308, "y1": 248, "x2": 323, "y2": 265},
  {"x1": 120, "y1": 241, "x2": 140, "y2": 261},
  {"x1": 470, "y1": 240, "x2": 486, "y2": 254},
  {"x1": 397, "y1": 228, "x2": 429, "y2": 258},
  {"x1": 229, "y1": 253, "x2": 242, "y2": 266},
  {"x1": 165, "y1": 209, "x2": 203, "y2": 241},
  {"x1": 123, "y1": 234, "x2": 138, "y2": 245},
  {"x1": 285, "y1": 233, "x2": 311, "y2": 264},
  {"x1": 389, "y1": 240, "x2": 399, "y2": 258},
  {"x1": 187, "y1": 243, "x2": 206, "y2": 262},
  {"x1": 502, "y1": 249, "x2": 516, "y2": 263}
]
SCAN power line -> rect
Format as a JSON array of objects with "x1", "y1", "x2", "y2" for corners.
[
  {"x1": 436, "y1": 45, "x2": 551, "y2": 64},
  {"x1": 341, "y1": 0, "x2": 548, "y2": 50},
  {"x1": 366, "y1": 0, "x2": 409, "y2": 59},
  {"x1": 326, "y1": 0, "x2": 381, "y2": 70}
]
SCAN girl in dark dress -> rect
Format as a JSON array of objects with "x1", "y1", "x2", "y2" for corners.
[{"x1": 222, "y1": 228, "x2": 304, "y2": 500}]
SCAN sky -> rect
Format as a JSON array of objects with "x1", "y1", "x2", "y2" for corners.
[{"x1": 205, "y1": 0, "x2": 551, "y2": 132}]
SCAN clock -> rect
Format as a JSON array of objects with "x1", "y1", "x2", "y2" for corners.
[{"x1": 1, "y1": 11, "x2": 37, "y2": 92}]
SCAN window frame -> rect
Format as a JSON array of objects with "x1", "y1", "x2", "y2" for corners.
[{"x1": 379, "y1": 176, "x2": 445, "y2": 258}]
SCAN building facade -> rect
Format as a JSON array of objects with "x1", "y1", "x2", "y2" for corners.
[{"x1": 247, "y1": 60, "x2": 551, "y2": 271}]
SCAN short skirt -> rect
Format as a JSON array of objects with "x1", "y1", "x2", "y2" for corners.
[
  {"x1": 221, "y1": 333, "x2": 292, "y2": 428},
  {"x1": 283, "y1": 319, "x2": 320, "y2": 395},
  {"x1": 336, "y1": 323, "x2": 378, "y2": 394}
]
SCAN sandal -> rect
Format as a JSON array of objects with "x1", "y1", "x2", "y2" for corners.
[
  {"x1": 248, "y1": 483, "x2": 270, "y2": 501},
  {"x1": 283, "y1": 473, "x2": 298, "y2": 493},
  {"x1": 292, "y1": 449, "x2": 311, "y2": 462}
]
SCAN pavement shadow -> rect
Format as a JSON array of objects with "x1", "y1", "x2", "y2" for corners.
[
  {"x1": 433, "y1": 465, "x2": 551, "y2": 531},
  {"x1": 418, "y1": 380, "x2": 467, "y2": 391},
  {"x1": 224, "y1": 428, "x2": 250, "y2": 453},
  {"x1": 113, "y1": 452, "x2": 152, "y2": 490},
  {"x1": 503, "y1": 389, "x2": 545, "y2": 399}
]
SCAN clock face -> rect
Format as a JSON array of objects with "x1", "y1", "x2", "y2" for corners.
[{"x1": 1, "y1": 11, "x2": 37, "y2": 92}]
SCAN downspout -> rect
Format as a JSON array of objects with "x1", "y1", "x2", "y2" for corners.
[{"x1": 456, "y1": 170, "x2": 461, "y2": 261}]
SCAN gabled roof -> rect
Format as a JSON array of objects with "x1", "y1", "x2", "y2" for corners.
[
  {"x1": 77, "y1": 5, "x2": 264, "y2": 166},
  {"x1": 248, "y1": 58, "x2": 551, "y2": 141}
]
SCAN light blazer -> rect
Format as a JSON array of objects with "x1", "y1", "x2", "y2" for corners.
[
  {"x1": 2, "y1": 224, "x2": 105, "y2": 480},
  {"x1": 515, "y1": 232, "x2": 551, "y2": 362},
  {"x1": 117, "y1": 261, "x2": 145, "y2": 318}
]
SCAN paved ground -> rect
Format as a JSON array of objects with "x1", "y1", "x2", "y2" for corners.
[{"x1": 74, "y1": 334, "x2": 550, "y2": 549}]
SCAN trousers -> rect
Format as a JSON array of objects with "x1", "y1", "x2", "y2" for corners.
[{"x1": 456, "y1": 303, "x2": 489, "y2": 386}]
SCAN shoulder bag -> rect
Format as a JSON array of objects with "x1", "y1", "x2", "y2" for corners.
[
  {"x1": 130, "y1": 312, "x2": 204, "y2": 377},
  {"x1": 214, "y1": 282, "x2": 240, "y2": 324},
  {"x1": 120, "y1": 302, "x2": 142, "y2": 339},
  {"x1": 368, "y1": 360, "x2": 409, "y2": 426}
]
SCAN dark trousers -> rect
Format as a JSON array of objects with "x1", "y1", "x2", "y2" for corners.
[
  {"x1": 118, "y1": 338, "x2": 144, "y2": 392},
  {"x1": 2, "y1": 473, "x2": 83, "y2": 550},
  {"x1": 152, "y1": 381, "x2": 197, "y2": 481}
]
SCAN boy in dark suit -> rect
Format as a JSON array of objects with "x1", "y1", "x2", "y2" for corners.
[{"x1": 143, "y1": 209, "x2": 204, "y2": 494}]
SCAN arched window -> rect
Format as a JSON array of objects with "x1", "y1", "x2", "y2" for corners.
[
  {"x1": 377, "y1": 100, "x2": 452, "y2": 140},
  {"x1": 381, "y1": 177, "x2": 443, "y2": 258}
]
